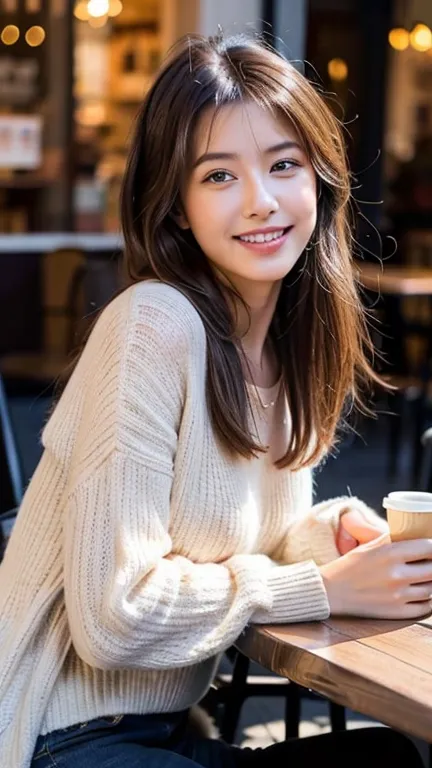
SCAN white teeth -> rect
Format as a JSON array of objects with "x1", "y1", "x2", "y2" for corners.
[{"x1": 239, "y1": 229, "x2": 284, "y2": 243}]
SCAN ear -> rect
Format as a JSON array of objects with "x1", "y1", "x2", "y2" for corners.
[
  {"x1": 176, "y1": 212, "x2": 190, "y2": 230},
  {"x1": 171, "y1": 201, "x2": 190, "y2": 230}
]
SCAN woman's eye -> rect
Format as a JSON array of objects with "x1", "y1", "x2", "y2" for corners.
[
  {"x1": 271, "y1": 159, "x2": 297, "y2": 172},
  {"x1": 204, "y1": 170, "x2": 234, "y2": 184}
]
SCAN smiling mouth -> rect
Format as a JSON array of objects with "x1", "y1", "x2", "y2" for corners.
[{"x1": 233, "y1": 226, "x2": 292, "y2": 244}]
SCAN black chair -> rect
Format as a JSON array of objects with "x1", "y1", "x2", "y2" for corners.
[
  {"x1": 0, "y1": 374, "x2": 24, "y2": 514},
  {"x1": 0, "y1": 374, "x2": 23, "y2": 558},
  {"x1": 0, "y1": 507, "x2": 19, "y2": 561},
  {"x1": 421, "y1": 427, "x2": 432, "y2": 493},
  {"x1": 201, "y1": 646, "x2": 346, "y2": 744},
  {"x1": 0, "y1": 249, "x2": 88, "y2": 396}
]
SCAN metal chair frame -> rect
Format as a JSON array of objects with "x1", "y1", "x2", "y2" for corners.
[{"x1": 202, "y1": 647, "x2": 346, "y2": 744}]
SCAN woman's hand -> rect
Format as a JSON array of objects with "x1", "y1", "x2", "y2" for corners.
[
  {"x1": 336, "y1": 507, "x2": 389, "y2": 555},
  {"x1": 320, "y1": 534, "x2": 432, "y2": 619}
]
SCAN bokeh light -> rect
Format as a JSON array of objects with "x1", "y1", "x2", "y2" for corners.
[
  {"x1": 410, "y1": 23, "x2": 432, "y2": 52},
  {"x1": 108, "y1": 0, "x2": 123, "y2": 17},
  {"x1": 87, "y1": 0, "x2": 109, "y2": 18},
  {"x1": 25, "y1": 26, "x2": 46, "y2": 47},
  {"x1": 1, "y1": 25, "x2": 20, "y2": 45},
  {"x1": 327, "y1": 58, "x2": 348, "y2": 82},
  {"x1": 388, "y1": 28, "x2": 410, "y2": 51},
  {"x1": 74, "y1": 1, "x2": 90, "y2": 21}
]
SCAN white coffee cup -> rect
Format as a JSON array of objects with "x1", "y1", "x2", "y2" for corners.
[{"x1": 383, "y1": 491, "x2": 432, "y2": 542}]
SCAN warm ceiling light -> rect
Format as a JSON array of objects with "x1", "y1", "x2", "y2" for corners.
[
  {"x1": 108, "y1": 0, "x2": 123, "y2": 17},
  {"x1": 74, "y1": 1, "x2": 90, "y2": 21},
  {"x1": 388, "y1": 27, "x2": 410, "y2": 51},
  {"x1": 327, "y1": 58, "x2": 348, "y2": 82},
  {"x1": 1, "y1": 25, "x2": 20, "y2": 45},
  {"x1": 25, "y1": 25, "x2": 45, "y2": 47},
  {"x1": 410, "y1": 23, "x2": 432, "y2": 52},
  {"x1": 87, "y1": 0, "x2": 109, "y2": 18},
  {"x1": 74, "y1": 0, "x2": 122, "y2": 25}
]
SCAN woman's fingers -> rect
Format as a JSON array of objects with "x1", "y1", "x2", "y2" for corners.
[
  {"x1": 336, "y1": 526, "x2": 358, "y2": 555},
  {"x1": 401, "y1": 562, "x2": 432, "y2": 584},
  {"x1": 406, "y1": 582, "x2": 432, "y2": 602},
  {"x1": 401, "y1": 600, "x2": 432, "y2": 619},
  {"x1": 321, "y1": 535, "x2": 432, "y2": 619},
  {"x1": 360, "y1": 600, "x2": 432, "y2": 620},
  {"x1": 393, "y1": 538, "x2": 432, "y2": 563},
  {"x1": 340, "y1": 508, "x2": 388, "y2": 543}
]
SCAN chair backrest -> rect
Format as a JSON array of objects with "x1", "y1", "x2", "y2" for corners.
[
  {"x1": 421, "y1": 427, "x2": 432, "y2": 493},
  {"x1": 403, "y1": 229, "x2": 432, "y2": 267},
  {"x1": 42, "y1": 248, "x2": 87, "y2": 356},
  {"x1": 0, "y1": 375, "x2": 24, "y2": 514},
  {"x1": 399, "y1": 230, "x2": 432, "y2": 365}
]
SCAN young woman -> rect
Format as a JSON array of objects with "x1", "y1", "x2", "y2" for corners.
[{"x1": 0, "y1": 33, "x2": 429, "y2": 768}]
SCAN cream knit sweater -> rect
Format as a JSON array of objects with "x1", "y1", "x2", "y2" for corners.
[{"x1": 0, "y1": 281, "x2": 376, "y2": 767}]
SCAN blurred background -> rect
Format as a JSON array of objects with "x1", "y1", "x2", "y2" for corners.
[{"x1": 0, "y1": 0, "x2": 431, "y2": 512}]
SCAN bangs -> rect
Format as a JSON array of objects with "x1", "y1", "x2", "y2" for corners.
[{"x1": 184, "y1": 70, "x2": 311, "y2": 180}]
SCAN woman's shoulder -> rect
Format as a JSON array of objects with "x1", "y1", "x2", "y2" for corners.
[
  {"x1": 42, "y1": 281, "x2": 206, "y2": 464},
  {"x1": 104, "y1": 279, "x2": 206, "y2": 350}
]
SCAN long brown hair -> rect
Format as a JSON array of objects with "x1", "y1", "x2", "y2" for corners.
[{"x1": 118, "y1": 32, "x2": 381, "y2": 469}]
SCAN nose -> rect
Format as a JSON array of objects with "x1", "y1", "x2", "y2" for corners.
[{"x1": 243, "y1": 174, "x2": 279, "y2": 219}]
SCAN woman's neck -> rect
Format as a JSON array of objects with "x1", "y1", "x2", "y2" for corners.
[
  {"x1": 230, "y1": 280, "x2": 282, "y2": 388},
  {"x1": 234, "y1": 281, "x2": 281, "y2": 368}
]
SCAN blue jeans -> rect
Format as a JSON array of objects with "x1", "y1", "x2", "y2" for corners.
[{"x1": 31, "y1": 710, "x2": 423, "y2": 767}]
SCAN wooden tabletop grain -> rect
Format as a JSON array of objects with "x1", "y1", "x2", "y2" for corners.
[
  {"x1": 236, "y1": 615, "x2": 432, "y2": 742},
  {"x1": 355, "y1": 262, "x2": 432, "y2": 296}
]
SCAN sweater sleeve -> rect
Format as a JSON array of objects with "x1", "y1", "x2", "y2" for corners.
[
  {"x1": 271, "y1": 467, "x2": 384, "y2": 567},
  {"x1": 61, "y1": 286, "x2": 330, "y2": 672},
  {"x1": 64, "y1": 453, "x2": 329, "y2": 671}
]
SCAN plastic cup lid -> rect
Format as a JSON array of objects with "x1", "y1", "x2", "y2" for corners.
[{"x1": 383, "y1": 491, "x2": 432, "y2": 513}]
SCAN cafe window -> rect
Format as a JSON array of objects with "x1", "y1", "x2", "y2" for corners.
[
  {"x1": 0, "y1": 0, "x2": 169, "y2": 233},
  {"x1": 383, "y1": 0, "x2": 432, "y2": 239},
  {"x1": 73, "y1": 0, "x2": 165, "y2": 233},
  {"x1": 0, "y1": 0, "x2": 48, "y2": 232}
]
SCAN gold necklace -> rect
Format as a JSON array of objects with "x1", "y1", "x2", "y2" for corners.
[{"x1": 238, "y1": 345, "x2": 282, "y2": 410}]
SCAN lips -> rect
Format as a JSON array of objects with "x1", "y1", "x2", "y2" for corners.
[
  {"x1": 233, "y1": 226, "x2": 294, "y2": 255},
  {"x1": 234, "y1": 226, "x2": 292, "y2": 243}
]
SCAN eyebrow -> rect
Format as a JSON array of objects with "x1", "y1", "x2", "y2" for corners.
[{"x1": 192, "y1": 140, "x2": 302, "y2": 169}]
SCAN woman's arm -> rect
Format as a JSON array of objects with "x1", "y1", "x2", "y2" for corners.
[
  {"x1": 271, "y1": 467, "x2": 386, "y2": 567},
  {"x1": 64, "y1": 452, "x2": 329, "y2": 671},
  {"x1": 60, "y1": 285, "x2": 331, "y2": 672}
]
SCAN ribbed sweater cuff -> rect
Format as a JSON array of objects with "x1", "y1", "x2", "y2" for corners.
[
  {"x1": 308, "y1": 504, "x2": 343, "y2": 565},
  {"x1": 309, "y1": 495, "x2": 381, "y2": 566},
  {"x1": 252, "y1": 560, "x2": 330, "y2": 624}
]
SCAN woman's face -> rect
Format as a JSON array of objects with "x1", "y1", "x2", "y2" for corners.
[{"x1": 180, "y1": 100, "x2": 317, "y2": 293}]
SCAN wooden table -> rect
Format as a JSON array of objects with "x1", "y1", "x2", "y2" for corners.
[
  {"x1": 236, "y1": 616, "x2": 432, "y2": 742},
  {"x1": 355, "y1": 262, "x2": 432, "y2": 296}
]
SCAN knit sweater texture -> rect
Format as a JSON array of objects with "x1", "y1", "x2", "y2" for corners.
[{"x1": 0, "y1": 281, "x2": 375, "y2": 767}]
